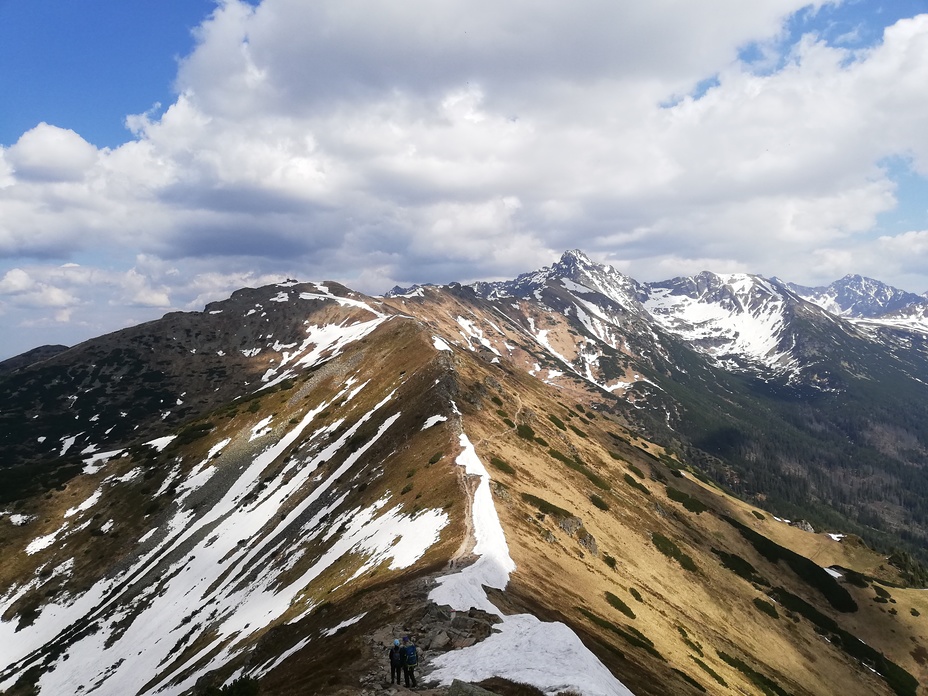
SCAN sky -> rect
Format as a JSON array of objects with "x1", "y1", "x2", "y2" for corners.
[{"x1": 2, "y1": 0, "x2": 928, "y2": 358}]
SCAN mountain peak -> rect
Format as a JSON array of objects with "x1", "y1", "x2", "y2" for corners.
[
  {"x1": 553, "y1": 248, "x2": 594, "y2": 271},
  {"x1": 789, "y1": 274, "x2": 927, "y2": 319}
]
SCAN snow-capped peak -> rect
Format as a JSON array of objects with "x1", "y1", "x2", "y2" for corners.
[
  {"x1": 788, "y1": 274, "x2": 927, "y2": 319},
  {"x1": 642, "y1": 272, "x2": 799, "y2": 375}
]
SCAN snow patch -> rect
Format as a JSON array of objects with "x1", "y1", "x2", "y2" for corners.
[
  {"x1": 144, "y1": 435, "x2": 176, "y2": 452},
  {"x1": 421, "y1": 415, "x2": 448, "y2": 430},
  {"x1": 250, "y1": 416, "x2": 274, "y2": 441}
]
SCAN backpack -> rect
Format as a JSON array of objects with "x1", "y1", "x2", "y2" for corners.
[
  {"x1": 389, "y1": 646, "x2": 403, "y2": 666},
  {"x1": 403, "y1": 644, "x2": 418, "y2": 666}
]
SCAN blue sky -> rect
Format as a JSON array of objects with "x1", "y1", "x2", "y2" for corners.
[
  {"x1": 1, "y1": 0, "x2": 928, "y2": 358},
  {"x1": 0, "y1": 1, "x2": 213, "y2": 148}
]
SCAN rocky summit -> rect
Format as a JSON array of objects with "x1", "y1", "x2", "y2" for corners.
[{"x1": 2, "y1": 253, "x2": 928, "y2": 696}]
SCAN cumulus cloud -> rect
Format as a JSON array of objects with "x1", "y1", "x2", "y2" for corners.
[
  {"x1": 6, "y1": 123, "x2": 99, "y2": 182},
  {"x1": 0, "y1": 267, "x2": 80, "y2": 309},
  {"x1": 2, "y1": 0, "x2": 928, "y2": 355}
]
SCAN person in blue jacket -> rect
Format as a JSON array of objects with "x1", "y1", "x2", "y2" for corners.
[
  {"x1": 401, "y1": 635, "x2": 419, "y2": 687},
  {"x1": 388, "y1": 638, "x2": 404, "y2": 684}
]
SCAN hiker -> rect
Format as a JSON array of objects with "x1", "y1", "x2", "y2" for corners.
[
  {"x1": 401, "y1": 635, "x2": 419, "y2": 688},
  {"x1": 388, "y1": 638, "x2": 403, "y2": 685}
]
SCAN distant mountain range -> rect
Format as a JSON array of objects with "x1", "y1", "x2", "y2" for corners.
[{"x1": 2, "y1": 251, "x2": 928, "y2": 695}]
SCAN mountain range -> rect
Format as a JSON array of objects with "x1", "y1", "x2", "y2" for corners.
[{"x1": 2, "y1": 250, "x2": 928, "y2": 696}]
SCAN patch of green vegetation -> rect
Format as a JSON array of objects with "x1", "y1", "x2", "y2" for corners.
[
  {"x1": 516, "y1": 424, "x2": 535, "y2": 440},
  {"x1": 400, "y1": 483, "x2": 413, "y2": 495},
  {"x1": 576, "y1": 607, "x2": 665, "y2": 661},
  {"x1": 627, "y1": 464, "x2": 645, "y2": 479},
  {"x1": 753, "y1": 597, "x2": 779, "y2": 619},
  {"x1": 429, "y1": 451, "x2": 444, "y2": 464},
  {"x1": 623, "y1": 473, "x2": 651, "y2": 496},
  {"x1": 652, "y1": 532, "x2": 697, "y2": 572},
  {"x1": 503, "y1": 418, "x2": 516, "y2": 428},
  {"x1": 496, "y1": 409, "x2": 509, "y2": 418},
  {"x1": 521, "y1": 493, "x2": 571, "y2": 519},
  {"x1": 0, "y1": 459, "x2": 84, "y2": 504},
  {"x1": 247, "y1": 401, "x2": 261, "y2": 413},
  {"x1": 888, "y1": 550, "x2": 928, "y2": 587},
  {"x1": 767, "y1": 587, "x2": 918, "y2": 696},
  {"x1": 346, "y1": 433, "x2": 368, "y2": 453},
  {"x1": 199, "y1": 675, "x2": 260, "y2": 695},
  {"x1": 608, "y1": 451, "x2": 622, "y2": 460},
  {"x1": 548, "y1": 449, "x2": 610, "y2": 490},
  {"x1": 575, "y1": 404, "x2": 585, "y2": 413},
  {"x1": 666, "y1": 486, "x2": 709, "y2": 514},
  {"x1": 590, "y1": 494, "x2": 609, "y2": 511},
  {"x1": 548, "y1": 448, "x2": 571, "y2": 465},
  {"x1": 491, "y1": 396, "x2": 503, "y2": 407},
  {"x1": 690, "y1": 656, "x2": 728, "y2": 688},
  {"x1": 843, "y1": 569, "x2": 869, "y2": 588},
  {"x1": 605, "y1": 591, "x2": 636, "y2": 619},
  {"x1": 568, "y1": 424, "x2": 588, "y2": 438},
  {"x1": 673, "y1": 669, "x2": 706, "y2": 693},
  {"x1": 716, "y1": 650, "x2": 790, "y2": 696},
  {"x1": 677, "y1": 626, "x2": 703, "y2": 656},
  {"x1": 534, "y1": 437, "x2": 548, "y2": 447},
  {"x1": 629, "y1": 587, "x2": 642, "y2": 602},
  {"x1": 490, "y1": 457, "x2": 516, "y2": 475},
  {"x1": 173, "y1": 421, "x2": 215, "y2": 447},
  {"x1": 687, "y1": 467, "x2": 717, "y2": 487},
  {"x1": 406, "y1": 469, "x2": 416, "y2": 478},
  {"x1": 722, "y1": 515, "x2": 857, "y2": 613},
  {"x1": 911, "y1": 607, "x2": 920, "y2": 617},
  {"x1": 752, "y1": 510, "x2": 766, "y2": 520},
  {"x1": 712, "y1": 548, "x2": 768, "y2": 585},
  {"x1": 873, "y1": 584, "x2": 892, "y2": 599},
  {"x1": 603, "y1": 554, "x2": 617, "y2": 570},
  {"x1": 548, "y1": 414, "x2": 567, "y2": 431}
]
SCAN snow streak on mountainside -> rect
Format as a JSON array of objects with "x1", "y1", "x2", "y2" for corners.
[{"x1": 0, "y1": 304, "x2": 452, "y2": 694}]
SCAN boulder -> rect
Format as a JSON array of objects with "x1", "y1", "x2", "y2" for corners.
[
  {"x1": 448, "y1": 680, "x2": 500, "y2": 695},
  {"x1": 427, "y1": 629, "x2": 451, "y2": 651}
]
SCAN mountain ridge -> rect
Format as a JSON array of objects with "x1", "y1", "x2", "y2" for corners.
[{"x1": 2, "y1": 251, "x2": 928, "y2": 695}]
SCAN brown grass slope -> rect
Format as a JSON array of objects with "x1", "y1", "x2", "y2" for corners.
[{"x1": 383, "y1": 287, "x2": 928, "y2": 696}]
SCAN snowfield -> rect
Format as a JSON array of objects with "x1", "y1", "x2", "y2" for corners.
[{"x1": 428, "y1": 434, "x2": 635, "y2": 696}]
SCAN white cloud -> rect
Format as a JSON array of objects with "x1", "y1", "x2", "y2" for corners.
[
  {"x1": 6, "y1": 123, "x2": 99, "y2": 182},
  {"x1": 3, "y1": 1, "x2": 928, "y2": 355},
  {"x1": 0, "y1": 267, "x2": 79, "y2": 309}
]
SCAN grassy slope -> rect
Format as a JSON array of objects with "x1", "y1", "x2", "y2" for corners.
[{"x1": 448, "y1": 345, "x2": 928, "y2": 695}]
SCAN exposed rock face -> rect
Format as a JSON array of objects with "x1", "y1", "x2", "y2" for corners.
[{"x1": 790, "y1": 519, "x2": 815, "y2": 533}]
